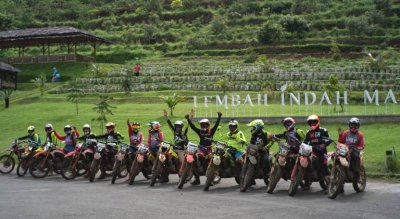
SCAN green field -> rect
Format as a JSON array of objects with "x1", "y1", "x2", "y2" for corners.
[{"x1": 0, "y1": 99, "x2": 398, "y2": 174}]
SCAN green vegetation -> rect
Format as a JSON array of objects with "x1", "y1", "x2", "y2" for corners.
[{"x1": 1, "y1": 0, "x2": 400, "y2": 62}]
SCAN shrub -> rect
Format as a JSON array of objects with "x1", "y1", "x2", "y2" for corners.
[
  {"x1": 279, "y1": 15, "x2": 310, "y2": 39},
  {"x1": 257, "y1": 21, "x2": 284, "y2": 44},
  {"x1": 345, "y1": 16, "x2": 371, "y2": 38}
]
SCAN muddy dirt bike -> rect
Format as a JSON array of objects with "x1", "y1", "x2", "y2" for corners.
[
  {"x1": 17, "y1": 141, "x2": 40, "y2": 177},
  {"x1": 111, "y1": 143, "x2": 131, "y2": 184},
  {"x1": 128, "y1": 144, "x2": 153, "y2": 185},
  {"x1": 89, "y1": 141, "x2": 115, "y2": 182},
  {"x1": 150, "y1": 142, "x2": 181, "y2": 186},
  {"x1": 288, "y1": 143, "x2": 329, "y2": 196},
  {"x1": 267, "y1": 138, "x2": 299, "y2": 194},
  {"x1": 61, "y1": 139, "x2": 97, "y2": 180},
  {"x1": 177, "y1": 142, "x2": 198, "y2": 189},
  {"x1": 239, "y1": 143, "x2": 273, "y2": 192},
  {"x1": 204, "y1": 141, "x2": 241, "y2": 191},
  {"x1": 29, "y1": 143, "x2": 65, "y2": 178},
  {"x1": 327, "y1": 139, "x2": 367, "y2": 199},
  {"x1": 0, "y1": 140, "x2": 30, "y2": 174}
]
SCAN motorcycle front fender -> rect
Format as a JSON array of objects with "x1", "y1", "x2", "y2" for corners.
[
  {"x1": 94, "y1": 152, "x2": 101, "y2": 160},
  {"x1": 186, "y1": 154, "x2": 195, "y2": 164},
  {"x1": 299, "y1": 156, "x2": 309, "y2": 168},
  {"x1": 137, "y1": 154, "x2": 145, "y2": 163},
  {"x1": 212, "y1": 155, "x2": 221, "y2": 166},
  {"x1": 278, "y1": 155, "x2": 287, "y2": 166},
  {"x1": 339, "y1": 157, "x2": 349, "y2": 167}
]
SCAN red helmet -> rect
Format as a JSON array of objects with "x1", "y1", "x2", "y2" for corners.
[
  {"x1": 282, "y1": 117, "x2": 296, "y2": 131},
  {"x1": 306, "y1": 115, "x2": 320, "y2": 130}
]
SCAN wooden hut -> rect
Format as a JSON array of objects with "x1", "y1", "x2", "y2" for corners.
[
  {"x1": 0, "y1": 62, "x2": 19, "y2": 90},
  {"x1": 0, "y1": 26, "x2": 111, "y2": 64}
]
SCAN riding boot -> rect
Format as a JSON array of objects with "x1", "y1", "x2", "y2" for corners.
[
  {"x1": 191, "y1": 175, "x2": 200, "y2": 185},
  {"x1": 98, "y1": 166, "x2": 106, "y2": 179}
]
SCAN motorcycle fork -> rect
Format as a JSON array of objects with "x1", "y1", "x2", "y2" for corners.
[
  {"x1": 291, "y1": 157, "x2": 300, "y2": 180},
  {"x1": 71, "y1": 150, "x2": 82, "y2": 172}
]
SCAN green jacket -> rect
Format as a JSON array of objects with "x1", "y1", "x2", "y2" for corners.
[{"x1": 224, "y1": 130, "x2": 247, "y2": 153}]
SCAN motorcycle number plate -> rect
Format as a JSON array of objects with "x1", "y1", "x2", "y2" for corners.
[
  {"x1": 94, "y1": 152, "x2": 101, "y2": 160},
  {"x1": 213, "y1": 156, "x2": 221, "y2": 165},
  {"x1": 137, "y1": 154, "x2": 144, "y2": 163},
  {"x1": 248, "y1": 155, "x2": 257, "y2": 165}
]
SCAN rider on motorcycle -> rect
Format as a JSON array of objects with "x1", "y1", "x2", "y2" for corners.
[
  {"x1": 225, "y1": 119, "x2": 247, "y2": 162},
  {"x1": 147, "y1": 121, "x2": 168, "y2": 182},
  {"x1": 127, "y1": 120, "x2": 144, "y2": 155},
  {"x1": 338, "y1": 117, "x2": 364, "y2": 183},
  {"x1": 76, "y1": 124, "x2": 97, "y2": 143},
  {"x1": 163, "y1": 109, "x2": 192, "y2": 163},
  {"x1": 247, "y1": 119, "x2": 274, "y2": 183},
  {"x1": 17, "y1": 125, "x2": 41, "y2": 149},
  {"x1": 185, "y1": 112, "x2": 222, "y2": 185},
  {"x1": 54, "y1": 125, "x2": 79, "y2": 153},
  {"x1": 303, "y1": 115, "x2": 332, "y2": 190},
  {"x1": 95, "y1": 122, "x2": 124, "y2": 179},
  {"x1": 43, "y1": 123, "x2": 58, "y2": 148},
  {"x1": 274, "y1": 117, "x2": 305, "y2": 152}
]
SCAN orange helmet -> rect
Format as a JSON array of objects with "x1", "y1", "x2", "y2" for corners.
[{"x1": 306, "y1": 115, "x2": 320, "y2": 130}]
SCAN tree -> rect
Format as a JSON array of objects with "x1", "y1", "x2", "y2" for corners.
[
  {"x1": 210, "y1": 16, "x2": 228, "y2": 35},
  {"x1": 159, "y1": 93, "x2": 186, "y2": 116},
  {"x1": 31, "y1": 74, "x2": 47, "y2": 96},
  {"x1": 171, "y1": 0, "x2": 183, "y2": 10},
  {"x1": 323, "y1": 74, "x2": 345, "y2": 112},
  {"x1": 66, "y1": 80, "x2": 83, "y2": 115},
  {"x1": 345, "y1": 16, "x2": 370, "y2": 38},
  {"x1": 215, "y1": 77, "x2": 230, "y2": 95},
  {"x1": 257, "y1": 21, "x2": 283, "y2": 44},
  {"x1": 0, "y1": 89, "x2": 13, "y2": 109},
  {"x1": 92, "y1": 95, "x2": 116, "y2": 134}
]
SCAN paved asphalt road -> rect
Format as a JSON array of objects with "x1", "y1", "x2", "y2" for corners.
[{"x1": 0, "y1": 172, "x2": 399, "y2": 219}]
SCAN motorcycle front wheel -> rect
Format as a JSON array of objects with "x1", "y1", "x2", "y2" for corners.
[
  {"x1": 204, "y1": 163, "x2": 216, "y2": 191},
  {"x1": 17, "y1": 158, "x2": 30, "y2": 177},
  {"x1": 29, "y1": 156, "x2": 50, "y2": 178},
  {"x1": 353, "y1": 165, "x2": 367, "y2": 193},
  {"x1": 89, "y1": 159, "x2": 99, "y2": 182},
  {"x1": 0, "y1": 155, "x2": 15, "y2": 174},
  {"x1": 111, "y1": 161, "x2": 121, "y2": 184},
  {"x1": 240, "y1": 164, "x2": 255, "y2": 192},
  {"x1": 328, "y1": 165, "x2": 345, "y2": 199},
  {"x1": 177, "y1": 163, "x2": 191, "y2": 189},
  {"x1": 288, "y1": 166, "x2": 303, "y2": 196},
  {"x1": 267, "y1": 165, "x2": 282, "y2": 194},
  {"x1": 150, "y1": 159, "x2": 161, "y2": 186}
]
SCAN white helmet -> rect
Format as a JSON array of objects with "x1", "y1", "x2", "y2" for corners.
[
  {"x1": 27, "y1": 125, "x2": 35, "y2": 132},
  {"x1": 83, "y1": 124, "x2": 91, "y2": 130},
  {"x1": 174, "y1": 120, "x2": 184, "y2": 126}
]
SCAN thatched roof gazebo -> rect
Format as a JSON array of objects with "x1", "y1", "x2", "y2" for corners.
[
  {"x1": 0, "y1": 62, "x2": 19, "y2": 90},
  {"x1": 0, "y1": 26, "x2": 111, "y2": 64}
]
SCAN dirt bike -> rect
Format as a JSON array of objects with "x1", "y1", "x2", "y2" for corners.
[
  {"x1": 128, "y1": 144, "x2": 153, "y2": 185},
  {"x1": 240, "y1": 143, "x2": 272, "y2": 192},
  {"x1": 111, "y1": 143, "x2": 131, "y2": 184},
  {"x1": 0, "y1": 140, "x2": 29, "y2": 174},
  {"x1": 267, "y1": 138, "x2": 298, "y2": 194},
  {"x1": 177, "y1": 142, "x2": 198, "y2": 189},
  {"x1": 204, "y1": 141, "x2": 241, "y2": 191},
  {"x1": 17, "y1": 141, "x2": 40, "y2": 177},
  {"x1": 89, "y1": 141, "x2": 115, "y2": 182},
  {"x1": 288, "y1": 143, "x2": 329, "y2": 196},
  {"x1": 61, "y1": 139, "x2": 97, "y2": 180},
  {"x1": 150, "y1": 141, "x2": 181, "y2": 186},
  {"x1": 327, "y1": 140, "x2": 367, "y2": 199},
  {"x1": 29, "y1": 143, "x2": 65, "y2": 178}
]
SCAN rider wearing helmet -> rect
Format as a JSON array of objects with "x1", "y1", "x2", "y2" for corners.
[
  {"x1": 147, "y1": 121, "x2": 165, "y2": 154},
  {"x1": 43, "y1": 123, "x2": 58, "y2": 147},
  {"x1": 338, "y1": 117, "x2": 364, "y2": 182},
  {"x1": 127, "y1": 119, "x2": 144, "y2": 155},
  {"x1": 163, "y1": 109, "x2": 191, "y2": 166},
  {"x1": 275, "y1": 117, "x2": 305, "y2": 152},
  {"x1": 95, "y1": 122, "x2": 124, "y2": 179},
  {"x1": 185, "y1": 111, "x2": 222, "y2": 185},
  {"x1": 225, "y1": 119, "x2": 247, "y2": 162},
  {"x1": 54, "y1": 125, "x2": 79, "y2": 153},
  {"x1": 77, "y1": 124, "x2": 97, "y2": 142},
  {"x1": 17, "y1": 125, "x2": 41, "y2": 148},
  {"x1": 303, "y1": 115, "x2": 332, "y2": 189},
  {"x1": 247, "y1": 119, "x2": 274, "y2": 183}
]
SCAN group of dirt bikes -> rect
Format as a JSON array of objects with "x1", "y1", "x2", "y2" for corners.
[{"x1": 0, "y1": 119, "x2": 366, "y2": 200}]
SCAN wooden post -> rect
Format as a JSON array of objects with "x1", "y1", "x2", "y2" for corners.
[
  {"x1": 67, "y1": 43, "x2": 70, "y2": 54},
  {"x1": 74, "y1": 43, "x2": 77, "y2": 55},
  {"x1": 42, "y1": 44, "x2": 45, "y2": 55},
  {"x1": 92, "y1": 42, "x2": 96, "y2": 57},
  {"x1": 47, "y1": 44, "x2": 50, "y2": 56}
]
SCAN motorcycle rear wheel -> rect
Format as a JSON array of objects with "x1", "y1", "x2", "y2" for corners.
[
  {"x1": 29, "y1": 156, "x2": 50, "y2": 178},
  {"x1": 204, "y1": 163, "x2": 216, "y2": 191},
  {"x1": 0, "y1": 155, "x2": 15, "y2": 174},
  {"x1": 328, "y1": 165, "x2": 345, "y2": 199},
  {"x1": 353, "y1": 166, "x2": 367, "y2": 193},
  {"x1": 288, "y1": 166, "x2": 303, "y2": 196},
  {"x1": 267, "y1": 165, "x2": 282, "y2": 194},
  {"x1": 240, "y1": 164, "x2": 255, "y2": 192},
  {"x1": 177, "y1": 163, "x2": 191, "y2": 189}
]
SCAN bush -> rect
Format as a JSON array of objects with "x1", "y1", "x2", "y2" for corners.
[
  {"x1": 279, "y1": 15, "x2": 310, "y2": 39},
  {"x1": 186, "y1": 36, "x2": 208, "y2": 49},
  {"x1": 345, "y1": 16, "x2": 371, "y2": 38},
  {"x1": 257, "y1": 21, "x2": 284, "y2": 44}
]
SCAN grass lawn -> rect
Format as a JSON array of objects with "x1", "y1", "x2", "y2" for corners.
[{"x1": 0, "y1": 99, "x2": 398, "y2": 174}]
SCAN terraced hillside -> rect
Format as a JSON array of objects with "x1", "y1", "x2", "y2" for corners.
[{"x1": 53, "y1": 63, "x2": 400, "y2": 94}]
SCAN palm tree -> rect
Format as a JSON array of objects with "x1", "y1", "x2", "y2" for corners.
[
  {"x1": 31, "y1": 74, "x2": 47, "y2": 96},
  {"x1": 160, "y1": 93, "x2": 186, "y2": 116}
]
